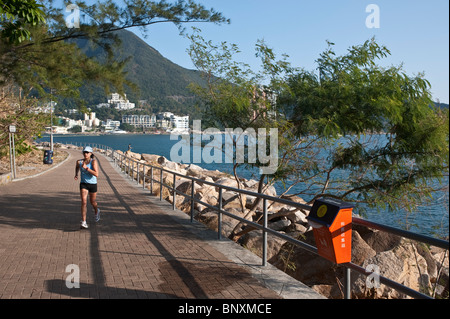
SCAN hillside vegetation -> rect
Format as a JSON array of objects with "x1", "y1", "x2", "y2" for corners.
[{"x1": 61, "y1": 29, "x2": 206, "y2": 118}]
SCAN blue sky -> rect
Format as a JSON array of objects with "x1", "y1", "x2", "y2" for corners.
[{"x1": 131, "y1": 0, "x2": 449, "y2": 103}]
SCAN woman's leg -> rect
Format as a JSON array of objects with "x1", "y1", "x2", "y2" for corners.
[
  {"x1": 80, "y1": 188, "x2": 89, "y2": 222},
  {"x1": 89, "y1": 191, "x2": 98, "y2": 214}
]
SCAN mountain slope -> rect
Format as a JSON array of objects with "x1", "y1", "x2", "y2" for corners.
[{"x1": 73, "y1": 29, "x2": 205, "y2": 116}]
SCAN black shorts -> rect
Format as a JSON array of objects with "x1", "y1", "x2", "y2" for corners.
[{"x1": 80, "y1": 183, "x2": 98, "y2": 193}]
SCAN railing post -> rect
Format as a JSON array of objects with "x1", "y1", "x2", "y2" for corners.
[
  {"x1": 172, "y1": 173, "x2": 176, "y2": 210},
  {"x1": 142, "y1": 164, "x2": 146, "y2": 190},
  {"x1": 190, "y1": 179, "x2": 195, "y2": 223},
  {"x1": 150, "y1": 167, "x2": 153, "y2": 194},
  {"x1": 218, "y1": 188, "x2": 223, "y2": 240},
  {"x1": 160, "y1": 169, "x2": 163, "y2": 201},
  {"x1": 130, "y1": 159, "x2": 133, "y2": 179},
  {"x1": 262, "y1": 198, "x2": 268, "y2": 267},
  {"x1": 344, "y1": 267, "x2": 351, "y2": 299},
  {"x1": 128, "y1": 158, "x2": 131, "y2": 178},
  {"x1": 137, "y1": 162, "x2": 140, "y2": 185}
]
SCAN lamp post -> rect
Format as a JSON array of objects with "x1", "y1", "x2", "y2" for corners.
[
  {"x1": 50, "y1": 89, "x2": 55, "y2": 152},
  {"x1": 8, "y1": 125, "x2": 16, "y2": 179}
]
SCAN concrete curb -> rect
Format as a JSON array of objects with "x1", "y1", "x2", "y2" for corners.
[{"x1": 11, "y1": 150, "x2": 72, "y2": 183}]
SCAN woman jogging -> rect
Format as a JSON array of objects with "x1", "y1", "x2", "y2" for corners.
[{"x1": 74, "y1": 146, "x2": 100, "y2": 229}]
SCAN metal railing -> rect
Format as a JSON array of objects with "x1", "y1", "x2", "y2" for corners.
[{"x1": 69, "y1": 142, "x2": 449, "y2": 299}]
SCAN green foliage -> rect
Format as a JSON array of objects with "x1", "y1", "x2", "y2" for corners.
[
  {"x1": 1, "y1": 0, "x2": 228, "y2": 156},
  {"x1": 279, "y1": 38, "x2": 449, "y2": 213},
  {"x1": 187, "y1": 31, "x2": 449, "y2": 219},
  {"x1": 68, "y1": 125, "x2": 82, "y2": 133},
  {"x1": 187, "y1": 28, "x2": 294, "y2": 130},
  {"x1": 0, "y1": 86, "x2": 49, "y2": 158},
  {"x1": 186, "y1": 29, "x2": 296, "y2": 241},
  {"x1": 1, "y1": 0, "x2": 228, "y2": 101},
  {"x1": 0, "y1": 0, "x2": 46, "y2": 43},
  {"x1": 70, "y1": 29, "x2": 207, "y2": 118}
]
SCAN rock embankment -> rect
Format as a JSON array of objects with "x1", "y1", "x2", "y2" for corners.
[{"x1": 67, "y1": 145, "x2": 450, "y2": 299}]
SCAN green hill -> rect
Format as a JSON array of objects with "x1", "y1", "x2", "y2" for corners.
[{"x1": 64, "y1": 29, "x2": 205, "y2": 118}]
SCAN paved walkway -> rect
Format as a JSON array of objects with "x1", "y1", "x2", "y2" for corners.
[{"x1": 0, "y1": 149, "x2": 323, "y2": 299}]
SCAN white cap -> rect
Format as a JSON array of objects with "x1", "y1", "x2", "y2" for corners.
[{"x1": 83, "y1": 146, "x2": 93, "y2": 153}]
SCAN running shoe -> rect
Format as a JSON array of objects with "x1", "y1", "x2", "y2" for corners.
[
  {"x1": 80, "y1": 221, "x2": 88, "y2": 229},
  {"x1": 95, "y1": 208, "x2": 101, "y2": 222}
]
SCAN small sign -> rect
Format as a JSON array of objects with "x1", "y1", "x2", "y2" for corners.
[{"x1": 9, "y1": 125, "x2": 16, "y2": 133}]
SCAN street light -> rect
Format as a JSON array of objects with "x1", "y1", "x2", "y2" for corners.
[
  {"x1": 8, "y1": 125, "x2": 16, "y2": 179},
  {"x1": 50, "y1": 100, "x2": 54, "y2": 152}
]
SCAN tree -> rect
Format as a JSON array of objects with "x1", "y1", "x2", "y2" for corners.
[
  {"x1": 1, "y1": 0, "x2": 228, "y2": 156},
  {"x1": 0, "y1": 84, "x2": 49, "y2": 157},
  {"x1": 187, "y1": 28, "x2": 296, "y2": 240},
  {"x1": 278, "y1": 38, "x2": 449, "y2": 216},
  {"x1": 1, "y1": 0, "x2": 228, "y2": 99},
  {"x1": 188, "y1": 33, "x2": 449, "y2": 241}
]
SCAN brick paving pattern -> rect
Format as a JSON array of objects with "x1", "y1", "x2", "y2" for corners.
[{"x1": 0, "y1": 150, "x2": 282, "y2": 299}]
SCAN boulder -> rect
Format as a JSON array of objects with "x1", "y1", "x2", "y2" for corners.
[
  {"x1": 195, "y1": 211, "x2": 219, "y2": 231},
  {"x1": 195, "y1": 207, "x2": 244, "y2": 237},
  {"x1": 271, "y1": 231, "x2": 340, "y2": 287},
  {"x1": 141, "y1": 153, "x2": 160, "y2": 163},
  {"x1": 351, "y1": 230, "x2": 377, "y2": 266},
  {"x1": 351, "y1": 239, "x2": 430, "y2": 299},
  {"x1": 240, "y1": 230, "x2": 287, "y2": 263},
  {"x1": 221, "y1": 191, "x2": 246, "y2": 211},
  {"x1": 215, "y1": 177, "x2": 241, "y2": 190},
  {"x1": 286, "y1": 223, "x2": 310, "y2": 234},
  {"x1": 157, "y1": 156, "x2": 167, "y2": 165},
  {"x1": 269, "y1": 218, "x2": 291, "y2": 231},
  {"x1": 163, "y1": 160, "x2": 181, "y2": 173},
  {"x1": 175, "y1": 179, "x2": 201, "y2": 195},
  {"x1": 186, "y1": 163, "x2": 204, "y2": 171},
  {"x1": 125, "y1": 150, "x2": 141, "y2": 160},
  {"x1": 186, "y1": 164, "x2": 205, "y2": 178},
  {"x1": 220, "y1": 208, "x2": 244, "y2": 238},
  {"x1": 362, "y1": 230, "x2": 402, "y2": 253},
  {"x1": 201, "y1": 169, "x2": 230, "y2": 181},
  {"x1": 243, "y1": 179, "x2": 258, "y2": 188}
]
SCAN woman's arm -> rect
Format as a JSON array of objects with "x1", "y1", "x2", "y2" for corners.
[{"x1": 74, "y1": 160, "x2": 80, "y2": 180}]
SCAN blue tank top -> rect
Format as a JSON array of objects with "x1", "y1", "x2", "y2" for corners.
[{"x1": 80, "y1": 159, "x2": 97, "y2": 184}]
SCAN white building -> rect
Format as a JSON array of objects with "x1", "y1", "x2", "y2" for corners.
[
  {"x1": 103, "y1": 119, "x2": 121, "y2": 132},
  {"x1": 52, "y1": 116, "x2": 85, "y2": 133},
  {"x1": 107, "y1": 93, "x2": 135, "y2": 110},
  {"x1": 170, "y1": 115, "x2": 189, "y2": 131},
  {"x1": 121, "y1": 113, "x2": 189, "y2": 132},
  {"x1": 84, "y1": 112, "x2": 101, "y2": 128},
  {"x1": 35, "y1": 101, "x2": 56, "y2": 114},
  {"x1": 122, "y1": 115, "x2": 156, "y2": 128}
]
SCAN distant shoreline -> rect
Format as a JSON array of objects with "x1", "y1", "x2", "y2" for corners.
[{"x1": 41, "y1": 131, "x2": 171, "y2": 137}]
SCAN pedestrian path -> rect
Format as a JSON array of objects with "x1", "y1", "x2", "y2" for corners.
[{"x1": 0, "y1": 149, "x2": 323, "y2": 299}]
